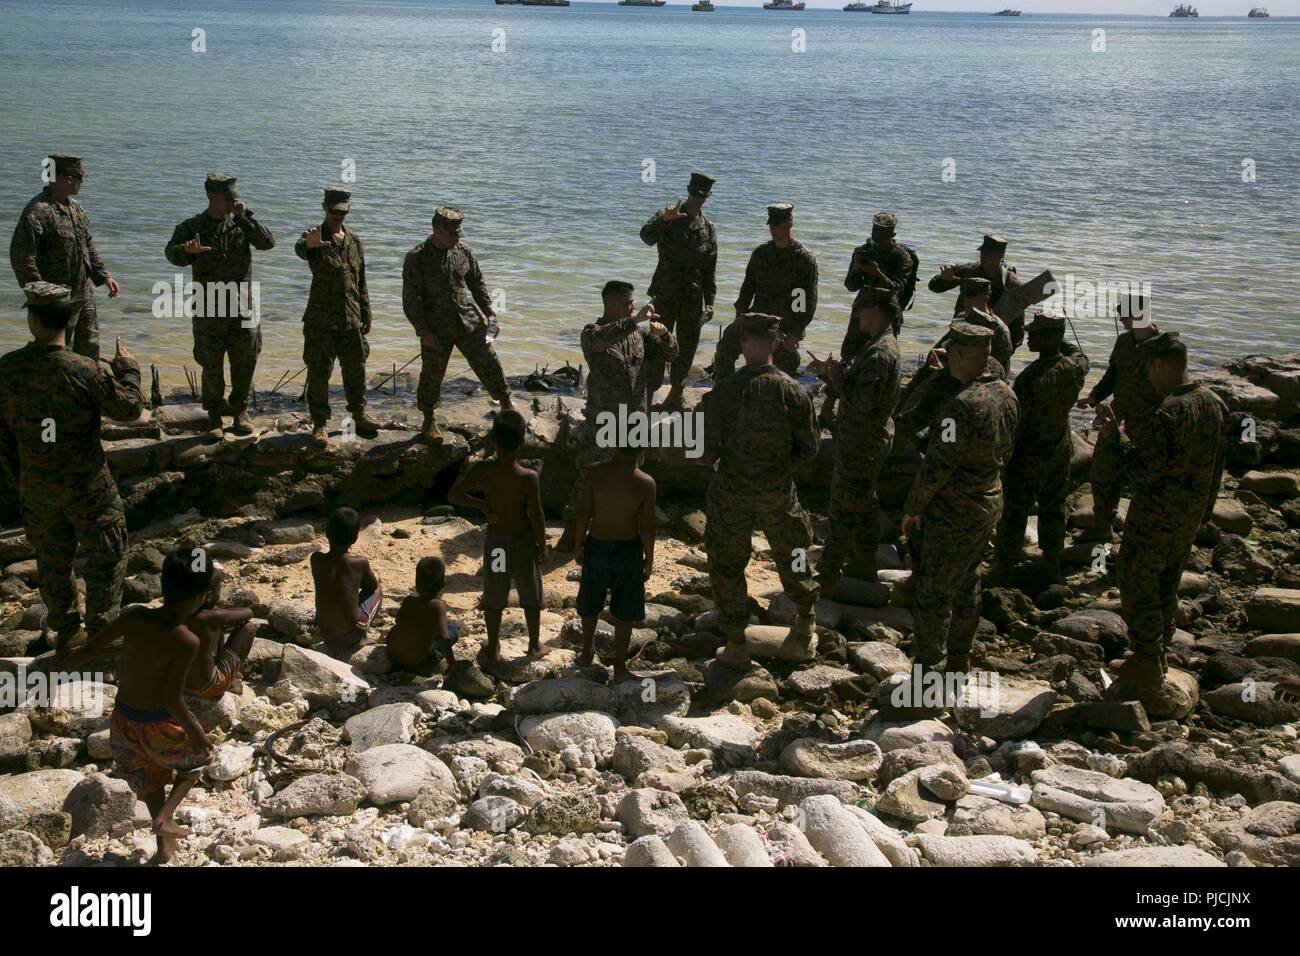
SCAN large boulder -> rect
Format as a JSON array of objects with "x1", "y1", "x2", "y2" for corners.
[
  {"x1": 267, "y1": 598, "x2": 317, "y2": 645},
  {"x1": 1085, "y1": 846, "x2": 1224, "y2": 867},
  {"x1": 728, "y1": 769, "x2": 859, "y2": 807},
  {"x1": 1203, "y1": 682, "x2": 1300, "y2": 726},
  {"x1": 1105, "y1": 667, "x2": 1199, "y2": 721},
  {"x1": 947, "y1": 794, "x2": 1047, "y2": 840},
  {"x1": 264, "y1": 772, "x2": 367, "y2": 818},
  {"x1": 661, "y1": 714, "x2": 757, "y2": 751},
  {"x1": 846, "y1": 641, "x2": 911, "y2": 679},
  {"x1": 1247, "y1": 588, "x2": 1300, "y2": 633},
  {"x1": 62, "y1": 773, "x2": 139, "y2": 839},
  {"x1": 345, "y1": 744, "x2": 456, "y2": 806},
  {"x1": 862, "y1": 718, "x2": 956, "y2": 753},
  {"x1": 779, "y1": 738, "x2": 883, "y2": 782},
  {"x1": 0, "y1": 769, "x2": 82, "y2": 822},
  {"x1": 664, "y1": 821, "x2": 730, "y2": 867},
  {"x1": 22, "y1": 679, "x2": 116, "y2": 737},
  {"x1": 800, "y1": 794, "x2": 890, "y2": 867},
  {"x1": 343, "y1": 702, "x2": 422, "y2": 751},
  {"x1": 517, "y1": 711, "x2": 618, "y2": 763},
  {"x1": 741, "y1": 625, "x2": 818, "y2": 663},
  {"x1": 1030, "y1": 766, "x2": 1165, "y2": 835},
  {"x1": 1049, "y1": 609, "x2": 1128, "y2": 658},
  {"x1": 611, "y1": 671, "x2": 691, "y2": 725},
  {"x1": 909, "y1": 834, "x2": 1037, "y2": 867},
  {"x1": 508, "y1": 678, "x2": 614, "y2": 715},
  {"x1": 953, "y1": 676, "x2": 1055, "y2": 740},
  {"x1": 279, "y1": 644, "x2": 371, "y2": 707},
  {"x1": 616, "y1": 788, "x2": 690, "y2": 838}
]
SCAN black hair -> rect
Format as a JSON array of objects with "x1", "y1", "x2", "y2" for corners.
[
  {"x1": 490, "y1": 409, "x2": 526, "y2": 453},
  {"x1": 602, "y1": 280, "x2": 634, "y2": 300},
  {"x1": 161, "y1": 547, "x2": 215, "y2": 604},
  {"x1": 416, "y1": 555, "x2": 445, "y2": 595},
  {"x1": 1149, "y1": 341, "x2": 1188, "y2": 372},
  {"x1": 326, "y1": 507, "x2": 361, "y2": 550},
  {"x1": 28, "y1": 302, "x2": 78, "y2": 331}
]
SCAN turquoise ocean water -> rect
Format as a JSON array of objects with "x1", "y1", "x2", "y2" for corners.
[{"x1": 1, "y1": 0, "x2": 1297, "y2": 386}]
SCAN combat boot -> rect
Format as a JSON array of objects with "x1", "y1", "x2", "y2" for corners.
[
  {"x1": 420, "y1": 409, "x2": 443, "y2": 444},
  {"x1": 311, "y1": 422, "x2": 329, "y2": 450},
  {"x1": 715, "y1": 632, "x2": 752, "y2": 670},
  {"x1": 231, "y1": 410, "x2": 255, "y2": 436},
  {"x1": 206, "y1": 411, "x2": 224, "y2": 439},
  {"x1": 789, "y1": 608, "x2": 816, "y2": 644},
  {"x1": 352, "y1": 409, "x2": 381, "y2": 439},
  {"x1": 1077, "y1": 515, "x2": 1114, "y2": 544},
  {"x1": 1113, "y1": 654, "x2": 1165, "y2": 690},
  {"x1": 945, "y1": 653, "x2": 971, "y2": 675}
]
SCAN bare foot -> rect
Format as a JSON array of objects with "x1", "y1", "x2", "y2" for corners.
[
  {"x1": 152, "y1": 834, "x2": 179, "y2": 865},
  {"x1": 576, "y1": 651, "x2": 595, "y2": 668},
  {"x1": 527, "y1": 644, "x2": 543, "y2": 658},
  {"x1": 153, "y1": 817, "x2": 191, "y2": 839}
]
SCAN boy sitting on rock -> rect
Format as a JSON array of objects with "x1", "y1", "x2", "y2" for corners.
[
  {"x1": 448, "y1": 409, "x2": 548, "y2": 665},
  {"x1": 310, "y1": 507, "x2": 382, "y2": 654},
  {"x1": 63, "y1": 547, "x2": 216, "y2": 864},
  {"x1": 386, "y1": 555, "x2": 459, "y2": 671},
  {"x1": 184, "y1": 558, "x2": 255, "y2": 699}
]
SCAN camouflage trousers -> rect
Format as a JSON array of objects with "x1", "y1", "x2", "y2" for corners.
[
  {"x1": 304, "y1": 323, "x2": 370, "y2": 424},
  {"x1": 997, "y1": 437, "x2": 1071, "y2": 563},
  {"x1": 712, "y1": 320, "x2": 800, "y2": 382},
  {"x1": 646, "y1": 300, "x2": 706, "y2": 398},
  {"x1": 1089, "y1": 426, "x2": 1124, "y2": 526},
  {"x1": 820, "y1": 454, "x2": 886, "y2": 579},
  {"x1": 706, "y1": 476, "x2": 818, "y2": 634},
  {"x1": 193, "y1": 317, "x2": 261, "y2": 415},
  {"x1": 417, "y1": 324, "x2": 508, "y2": 411},
  {"x1": 22, "y1": 471, "x2": 127, "y2": 642},
  {"x1": 911, "y1": 504, "x2": 1000, "y2": 667},
  {"x1": 1117, "y1": 518, "x2": 1198, "y2": 661},
  {"x1": 69, "y1": 289, "x2": 99, "y2": 361}
]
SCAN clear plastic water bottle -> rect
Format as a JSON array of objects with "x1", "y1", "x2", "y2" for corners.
[{"x1": 485, "y1": 317, "x2": 501, "y2": 345}]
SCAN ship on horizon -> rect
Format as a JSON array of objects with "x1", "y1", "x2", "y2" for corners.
[
  {"x1": 617, "y1": 0, "x2": 668, "y2": 7},
  {"x1": 845, "y1": 1, "x2": 913, "y2": 12},
  {"x1": 1248, "y1": 7, "x2": 1270, "y2": 16},
  {"x1": 763, "y1": 0, "x2": 807, "y2": 9},
  {"x1": 991, "y1": 8, "x2": 1021, "y2": 16},
  {"x1": 691, "y1": 0, "x2": 715, "y2": 10},
  {"x1": 1170, "y1": 4, "x2": 1199, "y2": 16}
]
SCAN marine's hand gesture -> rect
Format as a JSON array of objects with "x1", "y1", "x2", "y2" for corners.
[
  {"x1": 182, "y1": 233, "x2": 212, "y2": 256},
  {"x1": 304, "y1": 225, "x2": 328, "y2": 249}
]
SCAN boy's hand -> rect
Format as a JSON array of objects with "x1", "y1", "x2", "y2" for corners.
[
  {"x1": 537, "y1": 541, "x2": 549, "y2": 563},
  {"x1": 643, "y1": 557, "x2": 653, "y2": 582}
]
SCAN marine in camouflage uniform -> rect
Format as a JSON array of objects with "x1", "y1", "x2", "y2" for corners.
[
  {"x1": 1078, "y1": 296, "x2": 1162, "y2": 541},
  {"x1": 713, "y1": 204, "x2": 817, "y2": 382},
  {"x1": 994, "y1": 314, "x2": 1090, "y2": 583},
  {"x1": 702, "y1": 313, "x2": 820, "y2": 669},
  {"x1": 165, "y1": 172, "x2": 275, "y2": 435},
  {"x1": 927, "y1": 234, "x2": 1025, "y2": 349},
  {"x1": 402, "y1": 207, "x2": 511, "y2": 443},
  {"x1": 0, "y1": 283, "x2": 143, "y2": 655},
  {"x1": 1112, "y1": 332, "x2": 1225, "y2": 687},
  {"x1": 841, "y1": 212, "x2": 916, "y2": 352},
  {"x1": 10, "y1": 154, "x2": 119, "y2": 361},
  {"x1": 639, "y1": 172, "x2": 717, "y2": 410},
  {"x1": 902, "y1": 322, "x2": 1019, "y2": 672},
  {"x1": 811, "y1": 289, "x2": 901, "y2": 588},
  {"x1": 560, "y1": 283, "x2": 679, "y2": 541},
  {"x1": 894, "y1": 318, "x2": 1009, "y2": 447},
  {"x1": 295, "y1": 187, "x2": 379, "y2": 448}
]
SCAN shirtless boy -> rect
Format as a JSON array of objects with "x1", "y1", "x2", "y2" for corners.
[
  {"x1": 63, "y1": 547, "x2": 215, "y2": 864},
  {"x1": 310, "y1": 507, "x2": 382, "y2": 653},
  {"x1": 184, "y1": 559, "x2": 254, "y2": 699},
  {"x1": 449, "y1": 410, "x2": 547, "y2": 664},
  {"x1": 386, "y1": 556, "x2": 459, "y2": 671},
  {"x1": 574, "y1": 445, "x2": 657, "y2": 682}
]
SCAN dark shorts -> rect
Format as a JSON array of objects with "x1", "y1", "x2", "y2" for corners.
[
  {"x1": 482, "y1": 532, "x2": 543, "y2": 611},
  {"x1": 576, "y1": 537, "x2": 645, "y2": 623}
]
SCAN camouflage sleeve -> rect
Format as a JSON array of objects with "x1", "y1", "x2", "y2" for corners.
[
  {"x1": 1088, "y1": 340, "x2": 1121, "y2": 404},
  {"x1": 702, "y1": 220, "x2": 718, "y2": 307},
  {"x1": 10, "y1": 209, "x2": 43, "y2": 286},
  {"x1": 646, "y1": 327, "x2": 679, "y2": 363},
  {"x1": 1204, "y1": 398, "x2": 1228, "y2": 524},
  {"x1": 81, "y1": 209, "x2": 109, "y2": 285},
  {"x1": 100, "y1": 357, "x2": 145, "y2": 422},
  {"x1": 927, "y1": 265, "x2": 964, "y2": 295},
  {"x1": 733, "y1": 249, "x2": 757, "y2": 314},
  {"x1": 356, "y1": 236, "x2": 372, "y2": 330},
  {"x1": 165, "y1": 219, "x2": 196, "y2": 268},
  {"x1": 401, "y1": 250, "x2": 430, "y2": 336},
  {"x1": 1117, "y1": 409, "x2": 1168, "y2": 494},
  {"x1": 639, "y1": 208, "x2": 667, "y2": 246},
  {"x1": 293, "y1": 233, "x2": 314, "y2": 262},
  {"x1": 904, "y1": 400, "x2": 964, "y2": 515},
  {"x1": 844, "y1": 245, "x2": 866, "y2": 292},
  {"x1": 465, "y1": 248, "x2": 494, "y2": 317},
  {"x1": 789, "y1": 385, "x2": 818, "y2": 465},
  {"x1": 240, "y1": 214, "x2": 275, "y2": 251},
  {"x1": 582, "y1": 318, "x2": 637, "y2": 354}
]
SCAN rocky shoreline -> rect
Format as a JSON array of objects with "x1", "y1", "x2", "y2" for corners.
[{"x1": 1, "y1": 352, "x2": 1299, "y2": 868}]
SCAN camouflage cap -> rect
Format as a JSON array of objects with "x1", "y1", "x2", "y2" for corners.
[
  {"x1": 433, "y1": 206, "x2": 464, "y2": 233},
  {"x1": 49, "y1": 154, "x2": 84, "y2": 178},
  {"x1": 766, "y1": 203, "x2": 794, "y2": 226},
  {"x1": 1138, "y1": 330, "x2": 1185, "y2": 362},
  {"x1": 1027, "y1": 312, "x2": 1066, "y2": 333},
  {"x1": 323, "y1": 187, "x2": 352, "y2": 212},
  {"x1": 871, "y1": 212, "x2": 897, "y2": 233},
  {"x1": 739, "y1": 312, "x2": 782, "y2": 338},
  {"x1": 21, "y1": 281, "x2": 81, "y2": 312},
  {"x1": 948, "y1": 320, "x2": 994, "y2": 349},
  {"x1": 978, "y1": 234, "x2": 1008, "y2": 255},
  {"x1": 961, "y1": 276, "x2": 992, "y2": 297},
  {"x1": 205, "y1": 171, "x2": 239, "y2": 198},
  {"x1": 688, "y1": 172, "x2": 715, "y2": 197}
]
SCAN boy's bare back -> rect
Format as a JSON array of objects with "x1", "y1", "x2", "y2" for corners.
[
  {"x1": 587, "y1": 462, "x2": 656, "y2": 541},
  {"x1": 387, "y1": 595, "x2": 449, "y2": 670},
  {"x1": 467, "y1": 459, "x2": 540, "y2": 536},
  {"x1": 115, "y1": 605, "x2": 200, "y2": 712},
  {"x1": 311, "y1": 551, "x2": 373, "y2": 638}
]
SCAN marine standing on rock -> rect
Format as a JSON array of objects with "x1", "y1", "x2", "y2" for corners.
[
  {"x1": 1107, "y1": 332, "x2": 1226, "y2": 689},
  {"x1": 702, "y1": 312, "x2": 820, "y2": 670},
  {"x1": 295, "y1": 187, "x2": 380, "y2": 449},
  {"x1": 558, "y1": 281, "x2": 677, "y2": 552},
  {"x1": 165, "y1": 172, "x2": 276, "y2": 437},
  {"x1": 928, "y1": 234, "x2": 1025, "y2": 349},
  {"x1": 806, "y1": 288, "x2": 902, "y2": 589},
  {"x1": 0, "y1": 283, "x2": 143, "y2": 658},
  {"x1": 402, "y1": 207, "x2": 512, "y2": 444},
  {"x1": 639, "y1": 172, "x2": 717, "y2": 410},
  {"x1": 713, "y1": 204, "x2": 817, "y2": 382},
  {"x1": 993, "y1": 313, "x2": 1089, "y2": 585},
  {"x1": 1075, "y1": 295, "x2": 1161, "y2": 542},
  {"x1": 10, "y1": 154, "x2": 120, "y2": 360},
  {"x1": 901, "y1": 322, "x2": 1019, "y2": 676}
]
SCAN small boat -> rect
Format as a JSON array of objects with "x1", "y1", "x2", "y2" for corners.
[
  {"x1": 1248, "y1": 7, "x2": 1269, "y2": 17},
  {"x1": 991, "y1": 8, "x2": 1021, "y2": 15},
  {"x1": 495, "y1": 0, "x2": 522, "y2": 5},
  {"x1": 764, "y1": 0, "x2": 807, "y2": 9},
  {"x1": 846, "y1": 1, "x2": 913, "y2": 12},
  {"x1": 521, "y1": 0, "x2": 570, "y2": 5},
  {"x1": 692, "y1": 0, "x2": 715, "y2": 10},
  {"x1": 1169, "y1": 4, "x2": 1199, "y2": 16},
  {"x1": 617, "y1": 0, "x2": 667, "y2": 6}
]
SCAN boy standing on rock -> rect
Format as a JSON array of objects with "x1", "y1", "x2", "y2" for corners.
[
  {"x1": 310, "y1": 507, "x2": 383, "y2": 653},
  {"x1": 573, "y1": 444, "x2": 657, "y2": 682},
  {"x1": 63, "y1": 548, "x2": 216, "y2": 864},
  {"x1": 448, "y1": 409, "x2": 547, "y2": 665}
]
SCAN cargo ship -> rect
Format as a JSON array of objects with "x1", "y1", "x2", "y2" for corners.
[
  {"x1": 1170, "y1": 4, "x2": 1199, "y2": 16},
  {"x1": 692, "y1": 0, "x2": 715, "y2": 10},
  {"x1": 845, "y1": 1, "x2": 913, "y2": 12},
  {"x1": 763, "y1": 0, "x2": 807, "y2": 9}
]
